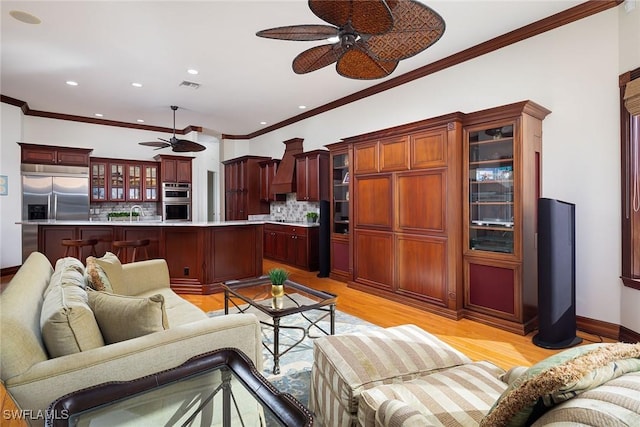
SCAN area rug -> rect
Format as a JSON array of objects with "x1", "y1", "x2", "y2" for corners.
[{"x1": 208, "y1": 299, "x2": 381, "y2": 408}]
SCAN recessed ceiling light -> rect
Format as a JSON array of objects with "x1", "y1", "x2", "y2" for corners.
[
  {"x1": 66, "y1": 81, "x2": 78, "y2": 86},
  {"x1": 187, "y1": 69, "x2": 199, "y2": 75},
  {"x1": 94, "y1": 113, "x2": 104, "y2": 117},
  {"x1": 9, "y1": 10, "x2": 41, "y2": 25},
  {"x1": 136, "y1": 119, "x2": 145, "y2": 123},
  {"x1": 298, "y1": 105, "x2": 307, "y2": 109},
  {"x1": 131, "y1": 82, "x2": 143, "y2": 88},
  {"x1": 260, "y1": 121, "x2": 267, "y2": 125}
]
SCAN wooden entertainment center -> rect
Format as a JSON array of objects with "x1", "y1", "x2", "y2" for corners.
[{"x1": 327, "y1": 101, "x2": 550, "y2": 334}]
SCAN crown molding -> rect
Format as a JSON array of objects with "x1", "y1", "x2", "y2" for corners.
[{"x1": 0, "y1": 95, "x2": 201, "y2": 135}]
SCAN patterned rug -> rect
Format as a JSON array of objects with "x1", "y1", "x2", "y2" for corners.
[{"x1": 208, "y1": 299, "x2": 381, "y2": 409}]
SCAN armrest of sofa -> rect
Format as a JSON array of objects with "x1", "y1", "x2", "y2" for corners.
[
  {"x1": 121, "y1": 259, "x2": 171, "y2": 295},
  {"x1": 4, "y1": 313, "x2": 262, "y2": 426}
]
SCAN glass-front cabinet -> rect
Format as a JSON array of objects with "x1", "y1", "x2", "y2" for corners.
[
  {"x1": 463, "y1": 101, "x2": 550, "y2": 335},
  {"x1": 91, "y1": 161, "x2": 107, "y2": 201},
  {"x1": 109, "y1": 163, "x2": 125, "y2": 201},
  {"x1": 332, "y1": 152, "x2": 350, "y2": 235},
  {"x1": 128, "y1": 164, "x2": 142, "y2": 201},
  {"x1": 327, "y1": 141, "x2": 352, "y2": 282},
  {"x1": 144, "y1": 163, "x2": 158, "y2": 201},
  {"x1": 468, "y1": 124, "x2": 515, "y2": 254}
]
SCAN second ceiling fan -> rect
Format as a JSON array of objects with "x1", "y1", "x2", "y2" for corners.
[
  {"x1": 256, "y1": 0, "x2": 446, "y2": 80},
  {"x1": 139, "y1": 106, "x2": 206, "y2": 152}
]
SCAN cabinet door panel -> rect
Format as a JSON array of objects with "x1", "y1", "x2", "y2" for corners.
[
  {"x1": 410, "y1": 130, "x2": 447, "y2": 169},
  {"x1": 380, "y1": 137, "x2": 408, "y2": 172},
  {"x1": 354, "y1": 230, "x2": 393, "y2": 289},
  {"x1": 354, "y1": 175, "x2": 392, "y2": 228},
  {"x1": 465, "y1": 260, "x2": 518, "y2": 319},
  {"x1": 396, "y1": 235, "x2": 447, "y2": 304},
  {"x1": 176, "y1": 159, "x2": 192, "y2": 183},
  {"x1": 120, "y1": 227, "x2": 161, "y2": 260},
  {"x1": 331, "y1": 238, "x2": 350, "y2": 275},
  {"x1": 79, "y1": 226, "x2": 114, "y2": 257},
  {"x1": 396, "y1": 171, "x2": 445, "y2": 233},
  {"x1": 353, "y1": 142, "x2": 378, "y2": 174},
  {"x1": 212, "y1": 226, "x2": 259, "y2": 281}
]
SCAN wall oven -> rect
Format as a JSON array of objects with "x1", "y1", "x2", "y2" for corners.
[{"x1": 162, "y1": 183, "x2": 191, "y2": 221}]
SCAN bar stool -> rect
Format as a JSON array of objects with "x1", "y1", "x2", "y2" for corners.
[
  {"x1": 112, "y1": 239, "x2": 150, "y2": 263},
  {"x1": 61, "y1": 239, "x2": 98, "y2": 259}
]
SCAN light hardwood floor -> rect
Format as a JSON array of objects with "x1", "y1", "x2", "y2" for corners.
[{"x1": 182, "y1": 259, "x2": 610, "y2": 371}]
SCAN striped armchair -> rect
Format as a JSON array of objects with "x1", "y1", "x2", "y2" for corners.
[{"x1": 310, "y1": 325, "x2": 640, "y2": 427}]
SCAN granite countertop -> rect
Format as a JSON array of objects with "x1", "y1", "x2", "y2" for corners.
[{"x1": 17, "y1": 219, "x2": 319, "y2": 227}]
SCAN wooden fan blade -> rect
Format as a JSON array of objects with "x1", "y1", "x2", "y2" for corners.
[
  {"x1": 309, "y1": 0, "x2": 393, "y2": 35},
  {"x1": 365, "y1": 0, "x2": 445, "y2": 62},
  {"x1": 336, "y1": 46, "x2": 398, "y2": 79},
  {"x1": 293, "y1": 44, "x2": 345, "y2": 74},
  {"x1": 172, "y1": 140, "x2": 206, "y2": 152},
  {"x1": 256, "y1": 25, "x2": 338, "y2": 41},
  {"x1": 139, "y1": 141, "x2": 171, "y2": 148}
]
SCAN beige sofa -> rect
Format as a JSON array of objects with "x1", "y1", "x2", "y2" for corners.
[
  {"x1": 311, "y1": 324, "x2": 640, "y2": 427},
  {"x1": 1, "y1": 251, "x2": 262, "y2": 426}
]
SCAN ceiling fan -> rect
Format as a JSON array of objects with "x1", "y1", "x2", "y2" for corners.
[
  {"x1": 256, "y1": 0, "x2": 445, "y2": 80},
  {"x1": 139, "y1": 106, "x2": 206, "y2": 152}
]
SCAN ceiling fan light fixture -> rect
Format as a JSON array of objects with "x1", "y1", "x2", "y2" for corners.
[
  {"x1": 256, "y1": 0, "x2": 445, "y2": 79},
  {"x1": 138, "y1": 106, "x2": 206, "y2": 153}
]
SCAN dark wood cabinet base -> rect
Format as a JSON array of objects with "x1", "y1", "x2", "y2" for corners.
[{"x1": 36, "y1": 223, "x2": 264, "y2": 295}]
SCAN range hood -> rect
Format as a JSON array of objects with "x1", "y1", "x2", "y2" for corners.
[{"x1": 271, "y1": 137, "x2": 304, "y2": 195}]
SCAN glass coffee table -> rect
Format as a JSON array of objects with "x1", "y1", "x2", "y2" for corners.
[
  {"x1": 46, "y1": 348, "x2": 312, "y2": 427},
  {"x1": 222, "y1": 276, "x2": 337, "y2": 375}
]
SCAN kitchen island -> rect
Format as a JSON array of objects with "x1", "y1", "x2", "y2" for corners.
[{"x1": 22, "y1": 220, "x2": 265, "y2": 294}]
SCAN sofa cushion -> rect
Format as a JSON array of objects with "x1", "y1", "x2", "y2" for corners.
[
  {"x1": 311, "y1": 324, "x2": 472, "y2": 427},
  {"x1": 40, "y1": 260, "x2": 105, "y2": 358},
  {"x1": 88, "y1": 291, "x2": 169, "y2": 344},
  {"x1": 359, "y1": 361, "x2": 507, "y2": 427},
  {"x1": 85, "y1": 256, "x2": 114, "y2": 292},
  {"x1": 93, "y1": 252, "x2": 125, "y2": 294},
  {"x1": 531, "y1": 371, "x2": 640, "y2": 426},
  {"x1": 481, "y1": 342, "x2": 640, "y2": 427}
]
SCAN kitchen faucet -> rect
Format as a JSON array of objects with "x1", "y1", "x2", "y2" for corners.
[{"x1": 130, "y1": 205, "x2": 145, "y2": 222}]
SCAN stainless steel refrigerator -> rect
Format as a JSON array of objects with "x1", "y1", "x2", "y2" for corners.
[{"x1": 21, "y1": 164, "x2": 90, "y2": 260}]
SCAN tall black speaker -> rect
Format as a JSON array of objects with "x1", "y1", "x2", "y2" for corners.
[
  {"x1": 533, "y1": 198, "x2": 582, "y2": 349},
  {"x1": 317, "y1": 200, "x2": 330, "y2": 277}
]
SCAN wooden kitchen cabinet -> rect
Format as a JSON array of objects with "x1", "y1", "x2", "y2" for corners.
[
  {"x1": 263, "y1": 223, "x2": 319, "y2": 271},
  {"x1": 223, "y1": 156, "x2": 271, "y2": 220},
  {"x1": 294, "y1": 150, "x2": 329, "y2": 201},
  {"x1": 258, "y1": 159, "x2": 285, "y2": 202},
  {"x1": 326, "y1": 142, "x2": 352, "y2": 281},
  {"x1": 462, "y1": 101, "x2": 550, "y2": 335},
  {"x1": 19, "y1": 143, "x2": 92, "y2": 167},
  {"x1": 91, "y1": 158, "x2": 159, "y2": 202},
  {"x1": 344, "y1": 113, "x2": 465, "y2": 318},
  {"x1": 154, "y1": 154, "x2": 193, "y2": 183},
  {"x1": 37, "y1": 223, "x2": 264, "y2": 295}
]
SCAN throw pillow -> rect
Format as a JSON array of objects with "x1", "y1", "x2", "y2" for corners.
[
  {"x1": 40, "y1": 264, "x2": 105, "y2": 357},
  {"x1": 87, "y1": 291, "x2": 169, "y2": 344},
  {"x1": 93, "y1": 252, "x2": 125, "y2": 294},
  {"x1": 85, "y1": 256, "x2": 114, "y2": 292},
  {"x1": 481, "y1": 342, "x2": 640, "y2": 427}
]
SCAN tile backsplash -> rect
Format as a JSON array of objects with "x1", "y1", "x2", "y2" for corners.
[
  {"x1": 89, "y1": 202, "x2": 158, "y2": 221},
  {"x1": 269, "y1": 193, "x2": 319, "y2": 222}
]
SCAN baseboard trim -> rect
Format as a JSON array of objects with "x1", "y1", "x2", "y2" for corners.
[
  {"x1": 577, "y1": 315, "x2": 621, "y2": 341},
  {"x1": 620, "y1": 326, "x2": 640, "y2": 343},
  {"x1": 1, "y1": 265, "x2": 20, "y2": 277}
]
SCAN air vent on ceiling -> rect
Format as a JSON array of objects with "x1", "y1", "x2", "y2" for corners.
[{"x1": 179, "y1": 80, "x2": 201, "y2": 89}]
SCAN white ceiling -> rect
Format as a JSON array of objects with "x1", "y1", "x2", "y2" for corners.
[{"x1": 1, "y1": 0, "x2": 586, "y2": 138}]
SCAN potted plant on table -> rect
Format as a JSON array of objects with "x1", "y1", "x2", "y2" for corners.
[
  {"x1": 306, "y1": 212, "x2": 319, "y2": 223},
  {"x1": 268, "y1": 268, "x2": 288, "y2": 309}
]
